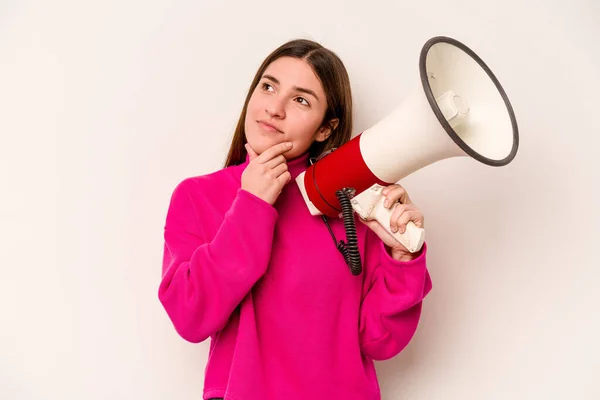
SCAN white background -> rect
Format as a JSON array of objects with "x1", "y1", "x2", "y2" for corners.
[{"x1": 2, "y1": 0, "x2": 599, "y2": 399}]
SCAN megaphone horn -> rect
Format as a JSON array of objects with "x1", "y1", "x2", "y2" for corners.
[{"x1": 296, "y1": 36, "x2": 519, "y2": 275}]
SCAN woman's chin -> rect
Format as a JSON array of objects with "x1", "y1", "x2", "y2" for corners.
[{"x1": 247, "y1": 136, "x2": 286, "y2": 154}]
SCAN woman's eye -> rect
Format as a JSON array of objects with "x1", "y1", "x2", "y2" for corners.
[
  {"x1": 262, "y1": 83, "x2": 274, "y2": 92},
  {"x1": 296, "y1": 97, "x2": 309, "y2": 106}
]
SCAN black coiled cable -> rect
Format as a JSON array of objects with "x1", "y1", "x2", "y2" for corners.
[{"x1": 322, "y1": 188, "x2": 362, "y2": 276}]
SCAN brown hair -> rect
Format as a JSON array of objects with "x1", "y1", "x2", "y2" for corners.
[{"x1": 224, "y1": 39, "x2": 353, "y2": 167}]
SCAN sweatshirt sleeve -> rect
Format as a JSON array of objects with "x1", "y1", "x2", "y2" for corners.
[
  {"x1": 358, "y1": 229, "x2": 432, "y2": 360},
  {"x1": 158, "y1": 179, "x2": 278, "y2": 343}
]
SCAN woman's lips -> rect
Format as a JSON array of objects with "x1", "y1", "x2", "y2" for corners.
[{"x1": 258, "y1": 120, "x2": 283, "y2": 133}]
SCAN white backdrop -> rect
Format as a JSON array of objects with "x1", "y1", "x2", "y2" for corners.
[{"x1": 2, "y1": 0, "x2": 599, "y2": 399}]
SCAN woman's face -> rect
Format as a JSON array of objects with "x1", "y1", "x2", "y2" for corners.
[{"x1": 244, "y1": 56, "x2": 333, "y2": 159}]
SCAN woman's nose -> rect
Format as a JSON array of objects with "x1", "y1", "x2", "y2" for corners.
[{"x1": 265, "y1": 96, "x2": 286, "y2": 119}]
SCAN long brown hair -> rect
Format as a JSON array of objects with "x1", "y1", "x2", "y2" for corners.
[{"x1": 224, "y1": 39, "x2": 353, "y2": 167}]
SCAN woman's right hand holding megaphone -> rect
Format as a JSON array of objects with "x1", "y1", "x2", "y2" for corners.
[{"x1": 358, "y1": 184, "x2": 425, "y2": 262}]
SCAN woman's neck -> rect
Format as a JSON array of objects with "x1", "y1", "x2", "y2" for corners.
[{"x1": 285, "y1": 152, "x2": 311, "y2": 179}]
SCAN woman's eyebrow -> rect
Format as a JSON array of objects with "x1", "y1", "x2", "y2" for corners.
[{"x1": 262, "y1": 74, "x2": 320, "y2": 102}]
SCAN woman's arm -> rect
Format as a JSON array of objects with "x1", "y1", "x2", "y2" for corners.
[
  {"x1": 358, "y1": 230, "x2": 432, "y2": 361},
  {"x1": 158, "y1": 179, "x2": 278, "y2": 343}
]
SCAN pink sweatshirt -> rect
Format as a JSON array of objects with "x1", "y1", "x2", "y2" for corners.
[{"x1": 158, "y1": 151, "x2": 432, "y2": 400}]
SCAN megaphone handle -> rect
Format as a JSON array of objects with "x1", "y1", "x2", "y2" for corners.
[{"x1": 372, "y1": 199, "x2": 425, "y2": 253}]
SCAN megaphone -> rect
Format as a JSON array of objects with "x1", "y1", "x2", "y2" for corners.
[{"x1": 296, "y1": 36, "x2": 519, "y2": 275}]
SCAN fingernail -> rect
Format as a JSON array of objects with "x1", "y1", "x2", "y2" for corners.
[
  {"x1": 384, "y1": 200, "x2": 389, "y2": 208},
  {"x1": 391, "y1": 226, "x2": 397, "y2": 233},
  {"x1": 286, "y1": 142, "x2": 292, "y2": 147}
]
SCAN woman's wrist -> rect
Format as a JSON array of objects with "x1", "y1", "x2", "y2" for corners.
[{"x1": 387, "y1": 245, "x2": 420, "y2": 262}]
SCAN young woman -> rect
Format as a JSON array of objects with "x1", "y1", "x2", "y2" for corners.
[{"x1": 159, "y1": 39, "x2": 432, "y2": 400}]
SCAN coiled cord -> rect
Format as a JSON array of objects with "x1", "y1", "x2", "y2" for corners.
[{"x1": 333, "y1": 188, "x2": 362, "y2": 276}]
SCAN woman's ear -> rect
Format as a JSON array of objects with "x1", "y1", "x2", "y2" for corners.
[{"x1": 315, "y1": 118, "x2": 339, "y2": 142}]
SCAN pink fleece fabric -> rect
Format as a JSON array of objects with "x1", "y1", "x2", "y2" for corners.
[{"x1": 159, "y1": 151, "x2": 432, "y2": 400}]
